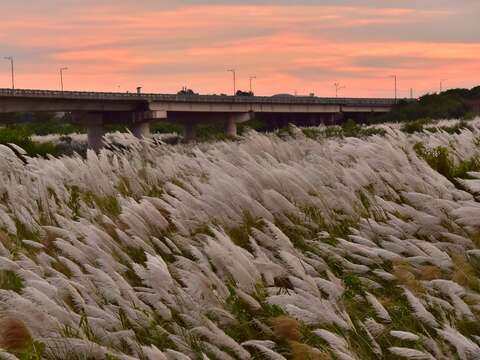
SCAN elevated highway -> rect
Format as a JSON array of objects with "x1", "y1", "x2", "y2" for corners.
[{"x1": 0, "y1": 88, "x2": 397, "y2": 150}]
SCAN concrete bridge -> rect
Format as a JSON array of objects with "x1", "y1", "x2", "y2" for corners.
[{"x1": 0, "y1": 88, "x2": 396, "y2": 150}]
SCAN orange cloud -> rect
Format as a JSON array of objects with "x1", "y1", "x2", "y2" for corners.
[{"x1": 0, "y1": 3, "x2": 478, "y2": 97}]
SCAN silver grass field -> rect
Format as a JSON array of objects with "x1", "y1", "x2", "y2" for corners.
[{"x1": 1, "y1": 119, "x2": 480, "y2": 359}]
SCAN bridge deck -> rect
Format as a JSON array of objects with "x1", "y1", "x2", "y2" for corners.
[{"x1": 0, "y1": 88, "x2": 397, "y2": 107}]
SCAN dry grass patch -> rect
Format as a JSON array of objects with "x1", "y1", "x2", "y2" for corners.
[
  {"x1": 271, "y1": 316, "x2": 302, "y2": 341},
  {"x1": 451, "y1": 254, "x2": 480, "y2": 291},
  {"x1": 392, "y1": 261, "x2": 425, "y2": 294},
  {"x1": 290, "y1": 340, "x2": 333, "y2": 360},
  {"x1": 417, "y1": 265, "x2": 442, "y2": 281},
  {"x1": 0, "y1": 317, "x2": 33, "y2": 352}
]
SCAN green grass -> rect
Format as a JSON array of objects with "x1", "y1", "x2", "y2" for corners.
[
  {"x1": 301, "y1": 119, "x2": 386, "y2": 139},
  {"x1": 150, "y1": 121, "x2": 184, "y2": 134},
  {"x1": 16, "y1": 341, "x2": 45, "y2": 360},
  {"x1": 223, "y1": 284, "x2": 286, "y2": 344},
  {"x1": 226, "y1": 211, "x2": 259, "y2": 249},
  {"x1": 343, "y1": 274, "x2": 366, "y2": 298},
  {"x1": 0, "y1": 127, "x2": 59, "y2": 157},
  {"x1": 414, "y1": 143, "x2": 480, "y2": 181},
  {"x1": 82, "y1": 193, "x2": 122, "y2": 218},
  {"x1": 0, "y1": 112, "x2": 84, "y2": 135},
  {"x1": 427, "y1": 120, "x2": 473, "y2": 134},
  {"x1": 301, "y1": 205, "x2": 357, "y2": 246},
  {"x1": 0, "y1": 270, "x2": 24, "y2": 292},
  {"x1": 401, "y1": 118, "x2": 433, "y2": 133},
  {"x1": 19, "y1": 120, "x2": 83, "y2": 136},
  {"x1": 402, "y1": 118, "x2": 474, "y2": 134}
]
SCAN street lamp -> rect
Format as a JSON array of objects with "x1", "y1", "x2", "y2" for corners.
[
  {"x1": 334, "y1": 82, "x2": 346, "y2": 98},
  {"x1": 440, "y1": 79, "x2": 447, "y2": 93},
  {"x1": 389, "y1": 75, "x2": 397, "y2": 102},
  {"x1": 227, "y1": 69, "x2": 236, "y2": 95},
  {"x1": 59, "y1": 67, "x2": 68, "y2": 91},
  {"x1": 4, "y1": 56, "x2": 14, "y2": 90},
  {"x1": 249, "y1": 76, "x2": 256, "y2": 94}
]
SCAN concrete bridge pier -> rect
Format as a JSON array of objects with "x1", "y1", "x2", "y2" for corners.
[
  {"x1": 128, "y1": 110, "x2": 166, "y2": 139},
  {"x1": 224, "y1": 112, "x2": 254, "y2": 137},
  {"x1": 183, "y1": 122, "x2": 197, "y2": 142},
  {"x1": 72, "y1": 112, "x2": 106, "y2": 152},
  {"x1": 86, "y1": 114, "x2": 106, "y2": 152},
  {"x1": 128, "y1": 121, "x2": 151, "y2": 139},
  {"x1": 225, "y1": 117, "x2": 237, "y2": 137}
]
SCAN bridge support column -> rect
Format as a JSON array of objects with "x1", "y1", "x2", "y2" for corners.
[
  {"x1": 87, "y1": 123, "x2": 105, "y2": 152},
  {"x1": 129, "y1": 121, "x2": 151, "y2": 139},
  {"x1": 183, "y1": 123, "x2": 197, "y2": 142},
  {"x1": 72, "y1": 112, "x2": 105, "y2": 152},
  {"x1": 224, "y1": 112, "x2": 254, "y2": 137},
  {"x1": 225, "y1": 117, "x2": 237, "y2": 137}
]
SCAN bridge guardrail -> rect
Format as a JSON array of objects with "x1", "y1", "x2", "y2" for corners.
[{"x1": 0, "y1": 88, "x2": 399, "y2": 106}]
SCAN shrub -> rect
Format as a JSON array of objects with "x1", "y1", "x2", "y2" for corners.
[
  {"x1": 0, "y1": 127, "x2": 59, "y2": 157},
  {"x1": 341, "y1": 119, "x2": 386, "y2": 138},
  {"x1": 401, "y1": 118, "x2": 432, "y2": 133},
  {"x1": 0, "y1": 127, "x2": 32, "y2": 149},
  {"x1": 371, "y1": 87, "x2": 477, "y2": 123},
  {"x1": 322, "y1": 126, "x2": 344, "y2": 138},
  {"x1": 21, "y1": 119, "x2": 83, "y2": 136}
]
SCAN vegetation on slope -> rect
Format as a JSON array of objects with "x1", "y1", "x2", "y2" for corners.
[{"x1": 371, "y1": 86, "x2": 480, "y2": 124}]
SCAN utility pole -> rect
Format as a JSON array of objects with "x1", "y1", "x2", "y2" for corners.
[
  {"x1": 60, "y1": 67, "x2": 68, "y2": 91},
  {"x1": 4, "y1": 56, "x2": 14, "y2": 90},
  {"x1": 390, "y1": 75, "x2": 397, "y2": 102},
  {"x1": 410, "y1": 88, "x2": 413, "y2": 99},
  {"x1": 227, "y1": 69, "x2": 236, "y2": 95},
  {"x1": 249, "y1": 76, "x2": 256, "y2": 94},
  {"x1": 333, "y1": 82, "x2": 346, "y2": 98}
]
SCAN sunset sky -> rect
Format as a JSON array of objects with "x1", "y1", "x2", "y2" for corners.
[{"x1": 0, "y1": 0, "x2": 479, "y2": 97}]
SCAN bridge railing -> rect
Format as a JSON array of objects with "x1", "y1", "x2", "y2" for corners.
[{"x1": 0, "y1": 88, "x2": 399, "y2": 106}]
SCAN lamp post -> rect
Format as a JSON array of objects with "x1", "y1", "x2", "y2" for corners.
[
  {"x1": 333, "y1": 82, "x2": 345, "y2": 98},
  {"x1": 249, "y1": 76, "x2": 256, "y2": 94},
  {"x1": 4, "y1": 56, "x2": 14, "y2": 90},
  {"x1": 227, "y1": 69, "x2": 236, "y2": 95},
  {"x1": 390, "y1": 75, "x2": 397, "y2": 102},
  {"x1": 60, "y1": 67, "x2": 68, "y2": 91}
]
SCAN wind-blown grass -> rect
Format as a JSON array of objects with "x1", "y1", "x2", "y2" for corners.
[{"x1": 0, "y1": 118, "x2": 479, "y2": 359}]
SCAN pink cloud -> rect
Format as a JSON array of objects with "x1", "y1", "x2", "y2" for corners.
[{"x1": 0, "y1": 3, "x2": 478, "y2": 97}]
